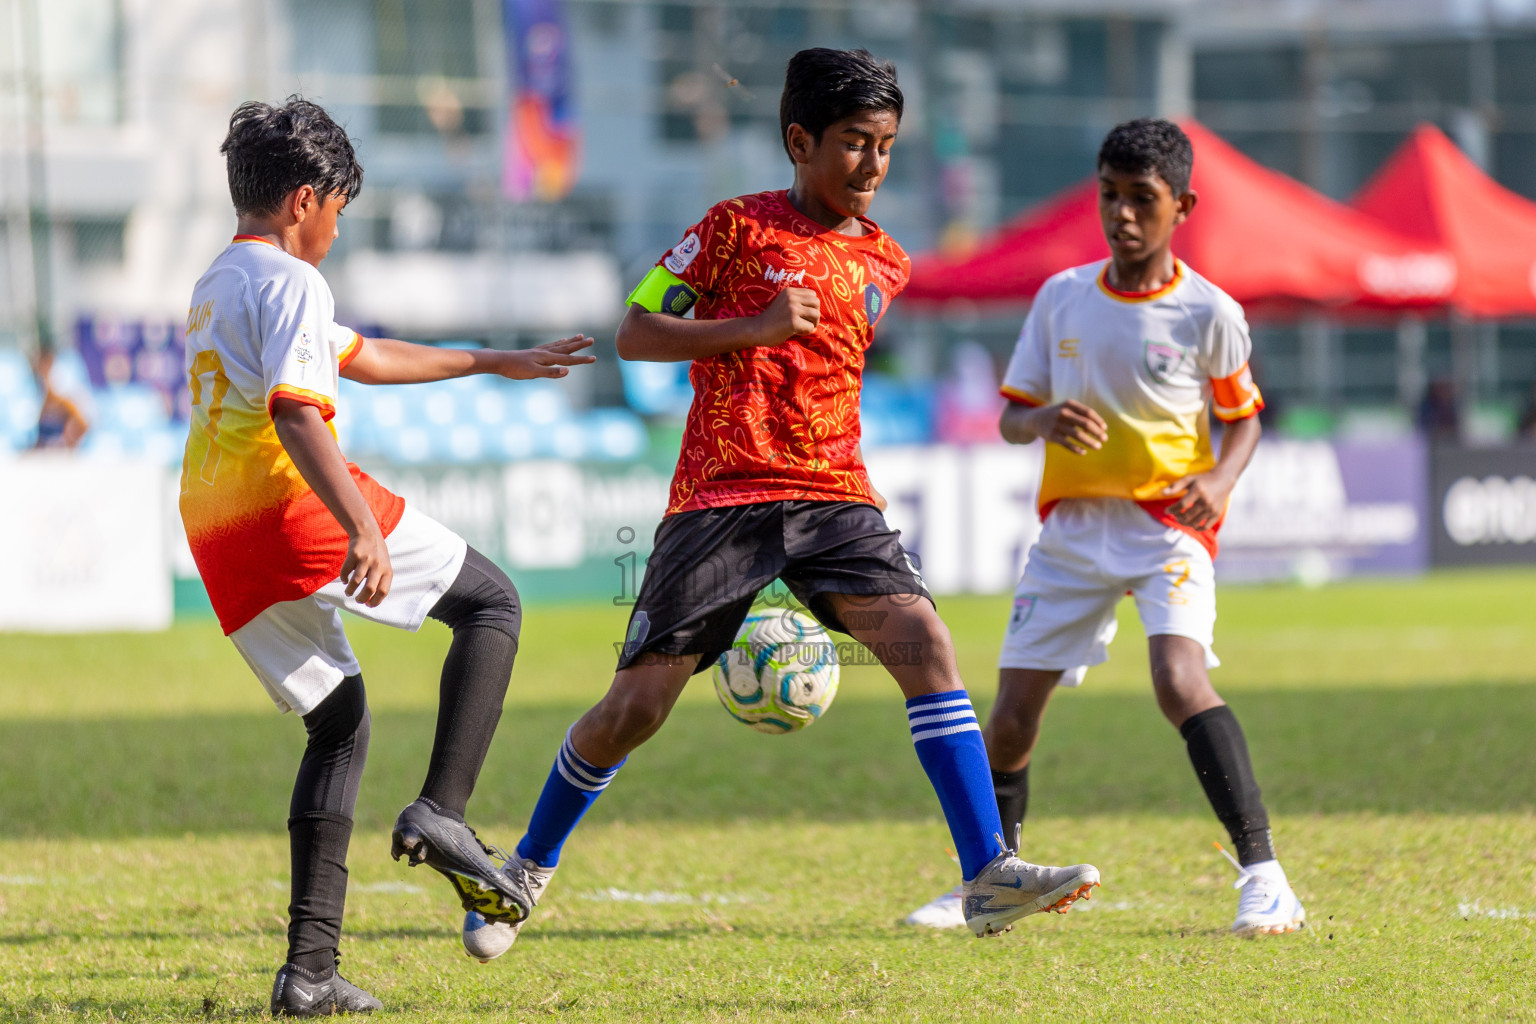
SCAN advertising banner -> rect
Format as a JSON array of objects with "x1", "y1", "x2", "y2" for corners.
[
  {"x1": 1428, "y1": 443, "x2": 1536, "y2": 566},
  {"x1": 1220, "y1": 438, "x2": 1429, "y2": 580},
  {"x1": 165, "y1": 438, "x2": 1433, "y2": 619},
  {"x1": 0, "y1": 454, "x2": 172, "y2": 631}
]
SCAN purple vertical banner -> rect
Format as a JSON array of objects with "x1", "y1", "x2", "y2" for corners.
[
  {"x1": 76, "y1": 316, "x2": 188, "y2": 419},
  {"x1": 502, "y1": 0, "x2": 579, "y2": 202}
]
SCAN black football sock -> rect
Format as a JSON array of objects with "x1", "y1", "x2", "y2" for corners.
[
  {"x1": 286, "y1": 814, "x2": 353, "y2": 975},
  {"x1": 420, "y1": 547, "x2": 522, "y2": 818},
  {"x1": 287, "y1": 675, "x2": 371, "y2": 973},
  {"x1": 1180, "y1": 705, "x2": 1275, "y2": 866},
  {"x1": 991, "y1": 765, "x2": 1029, "y2": 847}
]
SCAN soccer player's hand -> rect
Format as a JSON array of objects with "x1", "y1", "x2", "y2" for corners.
[
  {"x1": 1030, "y1": 400, "x2": 1108, "y2": 454},
  {"x1": 493, "y1": 335, "x2": 597, "y2": 379},
  {"x1": 758, "y1": 287, "x2": 820, "y2": 344},
  {"x1": 1162, "y1": 472, "x2": 1235, "y2": 531},
  {"x1": 342, "y1": 526, "x2": 393, "y2": 607}
]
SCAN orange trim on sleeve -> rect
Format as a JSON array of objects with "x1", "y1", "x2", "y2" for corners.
[
  {"x1": 338, "y1": 332, "x2": 364, "y2": 370},
  {"x1": 267, "y1": 384, "x2": 337, "y2": 422},
  {"x1": 1000, "y1": 385, "x2": 1045, "y2": 407},
  {"x1": 1211, "y1": 362, "x2": 1265, "y2": 423}
]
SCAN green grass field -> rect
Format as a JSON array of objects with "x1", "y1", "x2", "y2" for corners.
[{"x1": 3, "y1": 571, "x2": 1535, "y2": 1022}]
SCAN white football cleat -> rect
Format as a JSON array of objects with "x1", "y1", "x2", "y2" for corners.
[
  {"x1": 462, "y1": 851, "x2": 556, "y2": 962},
  {"x1": 1229, "y1": 860, "x2": 1305, "y2": 937},
  {"x1": 904, "y1": 886, "x2": 966, "y2": 929},
  {"x1": 962, "y1": 847, "x2": 1100, "y2": 938}
]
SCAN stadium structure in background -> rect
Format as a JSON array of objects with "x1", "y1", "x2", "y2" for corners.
[
  {"x1": 5, "y1": 0, "x2": 1536, "y2": 630},
  {"x1": 3, "y1": 0, "x2": 1536, "y2": 418}
]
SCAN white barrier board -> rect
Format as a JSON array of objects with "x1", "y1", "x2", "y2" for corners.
[{"x1": 0, "y1": 454, "x2": 172, "y2": 631}]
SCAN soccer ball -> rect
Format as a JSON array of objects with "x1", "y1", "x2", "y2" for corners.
[{"x1": 712, "y1": 608, "x2": 840, "y2": 734}]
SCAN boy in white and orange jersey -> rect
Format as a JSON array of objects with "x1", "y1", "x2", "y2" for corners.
[
  {"x1": 907, "y1": 119, "x2": 1303, "y2": 938},
  {"x1": 182, "y1": 98, "x2": 592, "y2": 1015}
]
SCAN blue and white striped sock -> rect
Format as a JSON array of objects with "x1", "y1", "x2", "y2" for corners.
[
  {"x1": 515, "y1": 729, "x2": 624, "y2": 868},
  {"x1": 906, "y1": 690, "x2": 1006, "y2": 881}
]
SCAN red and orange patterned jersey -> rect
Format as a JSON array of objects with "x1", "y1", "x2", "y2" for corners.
[{"x1": 655, "y1": 190, "x2": 910, "y2": 514}]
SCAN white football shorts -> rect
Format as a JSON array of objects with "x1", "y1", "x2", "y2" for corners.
[
  {"x1": 230, "y1": 506, "x2": 468, "y2": 715},
  {"x1": 997, "y1": 497, "x2": 1218, "y2": 686}
]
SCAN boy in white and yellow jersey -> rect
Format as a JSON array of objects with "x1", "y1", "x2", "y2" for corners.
[
  {"x1": 185, "y1": 98, "x2": 594, "y2": 1014},
  {"x1": 906, "y1": 119, "x2": 1302, "y2": 938}
]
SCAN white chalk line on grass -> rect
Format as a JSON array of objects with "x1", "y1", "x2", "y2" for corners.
[
  {"x1": 0, "y1": 875, "x2": 41, "y2": 885},
  {"x1": 577, "y1": 888, "x2": 768, "y2": 906},
  {"x1": 1459, "y1": 900, "x2": 1536, "y2": 921}
]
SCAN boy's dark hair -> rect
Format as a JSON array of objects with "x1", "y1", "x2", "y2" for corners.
[
  {"x1": 779, "y1": 48, "x2": 902, "y2": 160},
  {"x1": 1098, "y1": 118, "x2": 1193, "y2": 195},
  {"x1": 221, "y1": 97, "x2": 363, "y2": 216}
]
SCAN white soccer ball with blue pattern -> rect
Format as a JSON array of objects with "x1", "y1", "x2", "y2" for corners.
[{"x1": 712, "y1": 608, "x2": 840, "y2": 734}]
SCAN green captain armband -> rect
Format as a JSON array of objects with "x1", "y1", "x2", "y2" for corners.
[{"x1": 627, "y1": 265, "x2": 699, "y2": 316}]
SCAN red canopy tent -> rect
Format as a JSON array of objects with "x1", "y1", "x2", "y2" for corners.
[
  {"x1": 1351, "y1": 124, "x2": 1536, "y2": 319},
  {"x1": 903, "y1": 121, "x2": 1454, "y2": 316}
]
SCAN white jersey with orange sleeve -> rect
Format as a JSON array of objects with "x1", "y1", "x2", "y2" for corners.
[
  {"x1": 999, "y1": 258, "x2": 1262, "y2": 553},
  {"x1": 179, "y1": 235, "x2": 404, "y2": 636}
]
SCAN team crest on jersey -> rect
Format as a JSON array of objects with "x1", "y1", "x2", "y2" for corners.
[
  {"x1": 664, "y1": 232, "x2": 702, "y2": 274},
  {"x1": 1008, "y1": 594, "x2": 1037, "y2": 633},
  {"x1": 1144, "y1": 339, "x2": 1187, "y2": 384},
  {"x1": 864, "y1": 284, "x2": 885, "y2": 325}
]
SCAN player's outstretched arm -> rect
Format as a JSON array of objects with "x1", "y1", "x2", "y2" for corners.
[
  {"x1": 1162, "y1": 413, "x2": 1262, "y2": 530},
  {"x1": 1000, "y1": 399, "x2": 1107, "y2": 454},
  {"x1": 342, "y1": 335, "x2": 595, "y2": 385},
  {"x1": 616, "y1": 287, "x2": 819, "y2": 362},
  {"x1": 272, "y1": 398, "x2": 392, "y2": 607}
]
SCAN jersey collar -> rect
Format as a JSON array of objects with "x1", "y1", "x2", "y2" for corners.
[
  {"x1": 1097, "y1": 259, "x2": 1185, "y2": 304},
  {"x1": 232, "y1": 234, "x2": 280, "y2": 248}
]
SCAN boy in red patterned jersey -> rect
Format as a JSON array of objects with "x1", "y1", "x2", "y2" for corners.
[{"x1": 479, "y1": 49, "x2": 1100, "y2": 959}]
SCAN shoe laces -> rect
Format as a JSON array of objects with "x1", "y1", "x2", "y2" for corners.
[
  {"x1": 1215, "y1": 841, "x2": 1284, "y2": 909},
  {"x1": 464, "y1": 823, "x2": 511, "y2": 864}
]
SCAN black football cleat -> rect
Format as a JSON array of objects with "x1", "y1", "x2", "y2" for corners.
[
  {"x1": 270, "y1": 962, "x2": 382, "y2": 1017},
  {"x1": 390, "y1": 797, "x2": 533, "y2": 924}
]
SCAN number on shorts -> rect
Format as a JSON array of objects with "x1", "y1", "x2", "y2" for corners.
[{"x1": 1164, "y1": 558, "x2": 1191, "y2": 605}]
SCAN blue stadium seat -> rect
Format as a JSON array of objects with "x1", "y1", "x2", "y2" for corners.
[
  {"x1": 583, "y1": 408, "x2": 648, "y2": 460},
  {"x1": 860, "y1": 374, "x2": 936, "y2": 447},
  {"x1": 618, "y1": 359, "x2": 693, "y2": 417}
]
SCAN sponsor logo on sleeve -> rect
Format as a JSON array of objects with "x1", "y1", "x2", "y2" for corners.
[
  {"x1": 664, "y1": 232, "x2": 702, "y2": 274},
  {"x1": 295, "y1": 324, "x2": 314, "y2": 365}
]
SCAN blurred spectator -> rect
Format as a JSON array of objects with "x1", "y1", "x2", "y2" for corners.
[
  {"x1": 1417, "y1": 377, "x2": 1460, "y2": 442},
  {"x1": 32, "y1": 350, "x2": 90, "y2": 449},
  {"x1": 1517, "y1": 381, "x2": 1536, "y2": 440},
  {"x1": 935, "y1": 341, "x2": 1004, "y2": 444}
]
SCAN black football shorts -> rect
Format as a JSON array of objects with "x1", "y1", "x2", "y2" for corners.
[{"x1": 616, "y1": 500, "x2": 932, "y2": 675}]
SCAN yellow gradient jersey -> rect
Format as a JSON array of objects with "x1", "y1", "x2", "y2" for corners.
[{"x1": 1000, "y1": 259, "x2": 1263, "y2": 554}]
